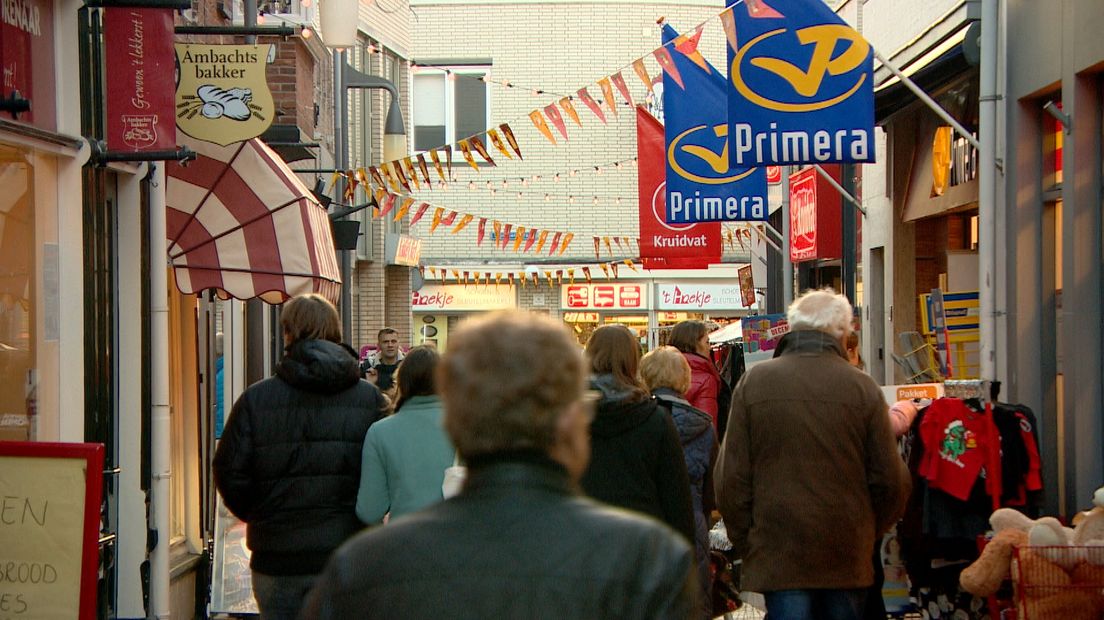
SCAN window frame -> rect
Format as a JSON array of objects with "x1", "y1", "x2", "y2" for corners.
[{"x1": 411, "y1": 64, "x2": 492, "y2": 154}]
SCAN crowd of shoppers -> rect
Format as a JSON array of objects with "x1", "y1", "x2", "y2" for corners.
[{"x1": 213, "y1": 289, "x2": 911, "y2": 620}]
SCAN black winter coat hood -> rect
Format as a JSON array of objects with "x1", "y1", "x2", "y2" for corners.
[
  {"x1": 588, "y1": 373, "x2": 657, "y2": 438},
  {"x1": 276, "y1": 339, "x2": 361, "y2": 393}
]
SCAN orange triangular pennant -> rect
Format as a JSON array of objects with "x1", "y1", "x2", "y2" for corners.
[
  {"x1": 457, "y1": 139, "x2": 479, "y2": 170},
  {"x1": 632, "y1": 58, "x2": 653, "y2": 93},
  {"x1": 559, "y1": 97, "x2": 581, "y2": 126},
  {"x1": 429, "y1": 149, "x2": 447, "y2": 182},
  {"x1": 597, "y1": 77, "x2": 619, "y2": 117},
  {"x1": 451, "y1": 213, "x2": 474, "y2": 234},
  {"x1": 529, "y1": 110, "x2": 557, "y2": 144},
  {"x1": 559, "y1": 232, "x2": 574, "y2": 255}
]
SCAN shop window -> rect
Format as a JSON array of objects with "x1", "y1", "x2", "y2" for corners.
[
  {"x1": 413, "y1": 66, "x2": 490, "y2": 153},
  {"x1": 0, "y1": 144, "x2": 35, "y2": 442}
]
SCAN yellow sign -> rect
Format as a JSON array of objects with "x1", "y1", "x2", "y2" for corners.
[
  {"x1": 730, "y1": 24, "x2": 869, "y2": 113},
  {"x1": 175, "y1": 44, "x2": 274, "y2": 146},
  {"x1": 0, "y1": 456, "x2": 88, "y2": 618}
]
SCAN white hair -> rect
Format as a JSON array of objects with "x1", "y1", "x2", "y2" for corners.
[{"x1": 786, "y1": 288, "x2": 854, "y2": 340}]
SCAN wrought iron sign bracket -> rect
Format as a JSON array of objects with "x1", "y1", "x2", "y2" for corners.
[
  {"x1": 0, "y1": 90, "x2": 31, "y2": 119},
  {"x1": 174, "y1": 25, "x2": 296, "y2": 37},
  {"x1": 87, "y1": 139, "x2": 197, "y2": 166},
  {"x1": 84, "y1": 0, "x2": 191, "y2": 8}
]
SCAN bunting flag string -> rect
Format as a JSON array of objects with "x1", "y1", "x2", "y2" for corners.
[
  {"x1": 420, "y1": 256, "x2": 645, "y2": 288},
  {"x1": 344, "y1": 5, "x2": 744, "y2": 197}
]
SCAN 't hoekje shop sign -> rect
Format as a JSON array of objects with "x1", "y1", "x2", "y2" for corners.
[
  {"x1": 655, "y1": 283, "x2": 754, "y2": 311},
  {"x1": 411, "y1": 284, "x2": 516, "y2": 312}
]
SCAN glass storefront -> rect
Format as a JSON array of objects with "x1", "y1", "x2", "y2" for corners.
[{"x1": 0, "y1": 141, "x2": 57, "y2": 442}]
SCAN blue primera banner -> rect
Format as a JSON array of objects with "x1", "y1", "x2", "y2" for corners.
[
  {"x1": 725, "y1": 0, "x2": 874, "y2": 166},
  {"x1": 662, "y1": 24, "x2": 768, "y2": 224}
]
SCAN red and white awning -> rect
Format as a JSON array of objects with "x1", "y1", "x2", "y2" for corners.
[{"x1": 165, "y1": 135, "x2": 341, "y2": 304}]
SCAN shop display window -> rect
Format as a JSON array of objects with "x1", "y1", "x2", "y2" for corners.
[{"x1": 0, "y1": 144, "x2": 38, "y2": 441}]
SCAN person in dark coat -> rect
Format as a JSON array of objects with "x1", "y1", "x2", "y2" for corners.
[
  {"x1": 641, "y1": 345, "x2": 719, "y2": 619},
  {"x1": 715, "y1": 289, "x2": 910, "y2": 620},
  {"x1": 213, "y1": 294, "x2": 386, "y2": 620},
  {"x1": 668, "y1": 320, "x2": 726, "y2": 428},
  {"x1": 299, "y1": 311, "x2": 698, "y2": 620},
  {"x1": 581, "y1": 324, "x2": 695, "y2": 545}
]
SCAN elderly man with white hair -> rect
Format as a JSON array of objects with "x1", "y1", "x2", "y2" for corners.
[{"x1": 714, "y1": 288, "x2": 911, "y2": 620}]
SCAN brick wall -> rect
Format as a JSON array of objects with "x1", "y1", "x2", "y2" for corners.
[{"x1": 408, "y1": 1, "x2": 750, "y2": 265}]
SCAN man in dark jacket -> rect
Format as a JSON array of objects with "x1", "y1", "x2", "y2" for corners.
[
  {"x1": 300, "y1": 311, "x2": 697, "y2": 620},
  {"x1": 213, "y1": 294, "x2": 385, "y2": 620},
  {"x1": 715, "y1": 289, "x2": 911, "y2": 620}
]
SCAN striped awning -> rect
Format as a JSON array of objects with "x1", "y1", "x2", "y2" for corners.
[{"x1": 165, "y1": 135, "x2": 341, "y2": 304}]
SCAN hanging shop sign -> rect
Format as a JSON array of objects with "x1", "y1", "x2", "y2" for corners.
[
  {"x1": 562, "y1": 283, "x2": 649, "y2": 311},
  {"x1": 655, "y1": 282, "x2": 753, "y2": 311},
  {"x1": 788, "y1": 165, "x2": 842, "y2": 262},
  {"x1": 0, "y1": 0, "x2": 55, "y2": 130},
  {"x1": 738, "y1": 265, "x2": 755, "y2": 307},
  {"x1": 661, "y1": 24, "x2": 767, "y2": 224},
  {"x1": 174, "y1": 44, "x2": 274, "y2": 145},
  {"x1": 725, "y1": 0, "x2": 874, "y2": 166},
  {"x1": 104, "y1": 9, "x2": 176, "y2": 152},
  {"x1": 741, "y1": 313, "x2": 790, "y2": 369},
  {"x1": 636, "y1": 106, "x2": 721, "y2": 270},
  {"x1": 387, "y1": 234, "x2": 422, "y2": 267},
  {"x1": 411, "y1": 283, "x2": 516, "y2": 312},
  {"x1": 766, "y1": 166, "x2": 782, "y2": 184}
]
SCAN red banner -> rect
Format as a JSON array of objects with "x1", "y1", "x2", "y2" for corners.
[
  {"x1": 788, "y1": 165, "x2": 842, "y2": 262},
  {"x1": 636, "y1": 106, "x2": 720, "y2": 269},
  {"x1": 104, "y1": 8, "x2": 176, "y2": 151},
  {"x1": 0, "y1": 0, "x2": 56, "y2": 130}
]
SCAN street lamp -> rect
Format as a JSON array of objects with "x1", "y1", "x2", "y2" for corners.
[{"x1": 330, "y1": 48, "x2": 407, "y2": 342}]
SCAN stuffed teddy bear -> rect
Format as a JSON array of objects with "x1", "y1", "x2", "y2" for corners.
[{"x1": 960, "y1": 485, "x2": 1104, "y2": 601}]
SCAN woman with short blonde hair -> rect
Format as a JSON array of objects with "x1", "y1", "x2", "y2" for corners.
[{"x1": 641, "y1": 346, "x2": 718, "y2": 618}]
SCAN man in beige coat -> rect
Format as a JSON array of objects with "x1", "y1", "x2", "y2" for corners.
[{"x1": 715, "y1": 289, "x2": 910, "y2": 620}]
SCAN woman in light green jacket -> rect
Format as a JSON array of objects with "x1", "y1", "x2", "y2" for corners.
[{"x1": 356, "y1": 346, "x2": 456, "y2": 524}]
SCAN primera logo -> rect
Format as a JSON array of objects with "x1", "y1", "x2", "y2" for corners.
[
  {"x1": 667, "y1": 123, "x2": 757, "y2": 185},
  {"x1": 730, "y1": 24, "x2": 869, "y2": 113}
]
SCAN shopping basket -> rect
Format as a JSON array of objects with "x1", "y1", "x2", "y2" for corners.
[{"x1": 1011, "y1": 545, "x2": 1104, "y2": 619}]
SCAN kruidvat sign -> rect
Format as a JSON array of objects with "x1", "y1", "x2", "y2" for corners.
[
  {"x1": 726, "y1": 0, "x2": 874, "y2": 166},
  {"x1": 656, "y1": 282, "x2": 754, "y2": 311},
  {"x1": 411, "y1": 284, "x2": 515, "y2": 312},
  {"x1": 636, "y1": 106, "x2": 721, "y2": 269},
  {"x1": 662, "y1": 24, "x2": 767, "y2": 224},
  {"x1": 104, "y1": 9, "x2": 176, "y2": 152}
]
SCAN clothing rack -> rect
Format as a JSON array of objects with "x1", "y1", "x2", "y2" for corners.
[{"x1": 942, "y1": 380, "x2": 991, "y2": 403}]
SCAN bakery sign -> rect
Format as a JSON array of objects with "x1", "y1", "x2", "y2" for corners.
[
  {"x1": 104, "y1": 9, "x2": 176, "y2": 152},
  {"x1": 655, "y1": 282, "x2": 753, "y2": 311},
  {"x1": 411, "y1": 284, "x2": 516, "y2": 312},
  {"x1": 174, "y1": 44, "x2": 274, "y2": 145},
  {"x1": 561, "y1": 284, "x2": 649, "y2": 311}
]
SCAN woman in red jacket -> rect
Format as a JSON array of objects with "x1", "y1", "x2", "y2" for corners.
[{"x1": 668, "y1": 320, "x2": 723, "y2": 428}]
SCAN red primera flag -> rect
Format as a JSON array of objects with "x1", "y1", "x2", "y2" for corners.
[{"x1": 636, "y1": 106, "x2": 721, "y2": 269}]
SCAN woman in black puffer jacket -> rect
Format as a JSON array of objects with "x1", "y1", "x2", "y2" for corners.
[
  {"x1": 213, "y1": 294, "x2": 386, "y2": 620},
  {"x1": 580, "y1": 324, "x2": 695, "y2": 546}
]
